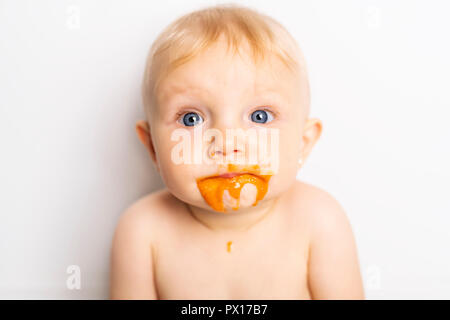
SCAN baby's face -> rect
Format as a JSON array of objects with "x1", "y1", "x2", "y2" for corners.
[{"x1": 139, "y1": 38, "x2": 320, "y2": 212}]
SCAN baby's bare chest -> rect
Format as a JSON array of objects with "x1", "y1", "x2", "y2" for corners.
[{"x1": 153, "y1": 220, "x2": 311, "y2": 299}]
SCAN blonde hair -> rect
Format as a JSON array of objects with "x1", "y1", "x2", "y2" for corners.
[{"x1": 142, "y1": 3, "x2": 309, "y2": 117}]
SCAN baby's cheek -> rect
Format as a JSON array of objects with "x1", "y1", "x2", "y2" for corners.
[{"x1": 157, "y1": 157, "x2": 196, "y2": 194}]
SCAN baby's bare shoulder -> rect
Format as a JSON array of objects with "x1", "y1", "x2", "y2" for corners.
[
  {"x1": 113, "y1": 188, "x2": 183, "y2": 241},
  {"x1": 110, "y1": 189, "x2": 183, "y2": 299},
  {"x1": 287, "y1": 180, "x2": 351, "y2": 233},
  {"x1": 289, "y1": 181, "x2": 363, "y2": 299}
]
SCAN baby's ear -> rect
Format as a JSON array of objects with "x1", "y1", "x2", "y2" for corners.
[
  {"x1": 135, "y1": 120, "x2": 159, "y2": 171},
  {"x1": 299, "y1": 118, "x2": 323, "y2": 166}
]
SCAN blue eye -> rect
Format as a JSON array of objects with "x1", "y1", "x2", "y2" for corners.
[
  {"x1": 250, "y1": 109, "x2": 274, "y2": 124},
  {"x1": 181, "y1": 112, "x2": 203, "y2": 127}
]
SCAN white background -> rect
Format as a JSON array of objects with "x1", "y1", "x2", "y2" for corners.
[{"x1": 1, "y1": 0, "x2": 449, "y2": 299}]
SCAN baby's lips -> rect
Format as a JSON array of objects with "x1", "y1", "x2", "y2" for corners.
[
  {"x1": 217, "y1": 163, "x2": 275, "y2": 176},
  {"x1": 218, "y1": 172, "x2": 243, "y2": 178}
]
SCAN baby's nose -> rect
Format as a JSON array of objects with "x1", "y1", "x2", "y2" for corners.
[
  {"x1": 208, "y1": 132, "x2": 244, "y2": 159},
  {"x1": 210, "y1": 138, "x2": 242, "y2": 157},
  {"x1": 212, "y1": 148, "x2": 240, "y2": 157}
]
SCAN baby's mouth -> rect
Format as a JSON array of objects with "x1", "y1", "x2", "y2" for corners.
[
  {"x1": 196, "y1": 167, "x2": 272, "y2": 212},
  {"x1": 215, "y1": 172, "x2": 256, "y2": 179},
  {"x1": 213, "y1": 163, "x2": 268, "y2": 179}
]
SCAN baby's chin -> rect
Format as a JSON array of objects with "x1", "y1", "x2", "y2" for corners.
[{"x1": 221, "y1": 183, "x2": 257, "y2": 211}]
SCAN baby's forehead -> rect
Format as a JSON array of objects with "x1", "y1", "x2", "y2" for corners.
[{"x1": 156, "y1": 56, "x2": 302, "y2": 107}]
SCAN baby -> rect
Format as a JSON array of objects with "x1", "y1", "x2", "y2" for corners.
[{"x1": 109, "y1": 4, "x2": 364, "y2": 300}]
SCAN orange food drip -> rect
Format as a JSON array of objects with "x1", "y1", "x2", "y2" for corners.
[
  {"x1": 227, "y1": 241, "x2": 233, "y2": 252},
  {"x1": 196, "y1": 166, "x2": 272, "y2": 212}
]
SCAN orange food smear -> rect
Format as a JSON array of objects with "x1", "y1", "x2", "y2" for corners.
[
  {"x1": 227, "y1": 241, "x2": 233, "y2": 252},
  {"x1": 196, "y1": 165, "x2": 272, "y2": 213}
]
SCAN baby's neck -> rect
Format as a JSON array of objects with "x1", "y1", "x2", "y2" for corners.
[{"x1": 185, "y1": 198, "x2": 279, "y2": 232}]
